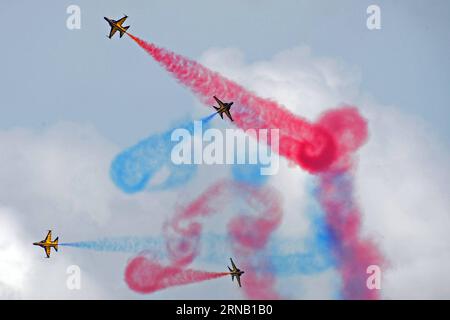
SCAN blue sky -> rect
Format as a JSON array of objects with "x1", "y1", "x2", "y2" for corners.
[
  {"x1": 0, "y1": 1, "x2": 449, "y2": 299},
  {"x1": 0, "y1": 0, "x2": 449, "y2": 145}
]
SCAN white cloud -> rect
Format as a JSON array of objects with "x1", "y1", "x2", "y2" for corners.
[
  {"x1": 356, "y1": 101, "x2": 450, "y2": 299},
  {"x1": 200, "y1": 46, "x2": 450, "y2": 299},
  {"x1": 0, "y1": 122, "x2": 171, "y2": 299},
  {"x1": 0, "y1": 44, "x2": 448, "y2": 299},
  {"x1": 200, "y1": 46, "x2": 361, "y2": 118},
  {"x1": 0, "y1": 208, "x2": 30, "y2": 298}
]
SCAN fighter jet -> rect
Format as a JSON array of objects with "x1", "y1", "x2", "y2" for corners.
[
  {"x1": 33, "y1": 230, "x2": 59, "y2": 258},
  {"x1": 227, "y1": 258, "x2": 244, "y2": 287},
  {"x1": 104, "y1": 15, "x2": 130, "y2": 39},
  {"x1": 212, "y1": 96, "x2": 234, "y2": 121}
]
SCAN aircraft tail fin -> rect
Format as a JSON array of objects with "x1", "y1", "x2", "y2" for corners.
[
  {"x1": 53, "y1": 237, "x2": 59, "y2": 251},
  {"x1": 120, "y1": 26, "x2": 130, "y2": 37},
  {"x1": 220, "y1": 113, "x2": 223, "y2": 119},
  {"x1": 228, "y1": 266, "x2": 232, "y2": 272},
  {"x1": 232, "y1": 274, "x2": 235, "y2": 282},
  {"x1": 213, "y1": 106, "x2": 220, "y2": 111}
]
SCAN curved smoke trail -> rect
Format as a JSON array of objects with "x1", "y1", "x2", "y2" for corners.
[
  {"x1": 123, "y1": 33, "x2": 384, "y2": 299},
  {"x1": 127, "y1": 33, "x2": 338, "y2": 173},
  {"x1": 63, "y1": 162, "x2": 334, "y2": 289},
  {"x1": 125, "y1": 256, "x2": 229, "y2": 294},
  {"x1": 124, "y1": 180, "x2": 284, "y2": 298},
  {"x1": 60, "y1": 224, "x2": 335, "y2": 277},
  {"x1": 111, "y1": 114, "x2": 215, "y2": 193},
  {"x1": 315, "y1": 107, "x2": 384, "y2": 299}
]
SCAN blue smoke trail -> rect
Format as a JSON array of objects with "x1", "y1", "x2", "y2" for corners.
[
  {"x1": 60, "y1": 232, "x2": 334, "y2": 276},
  {"x1": 229, "y1": 148, "x2": 335, "y2": 278},
  {"x1": 268, "y1": 209, "x2": 335, "y2": 276},
  {"x1": 60, "y1": 197, "x2": 335, "y2": 278},
  {"x1": 110, "y1": 113, "x2": 217, "y2": 193},
  {"x1": 231, "y1": 163, "x2": 268, "y2": 186},
  {"x1": 60, "y1": 237, "x2": 165, "y2": 254},
  {"x1": 201, "y1": 112, "x2": 217, "y2": 123},
  {"x1": 105, "y1": 110, "x2": 337, "y2": 281}
]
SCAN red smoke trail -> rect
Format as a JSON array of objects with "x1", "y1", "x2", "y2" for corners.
[
  {"x1": 125, "y1": 181, "x2": 283, "y2": 298},
  {"x1": 126, "y1": 33, "x2": 384, "y2": 298},
  {"x1": 125, "y1": 256, "x2": 228, "y2": 294},
  {"x1": 227, "y1": 189, "x2": 283, "y2": 299},
  {"x1": 127, "y1": 33, "x2": 336, "y2": 173},
  {"x1": 164, "y1": 181, "x2": 283, "y2": 299},
  {"x1": 318, "y1": 171, "x2": 383, "y2": 299},
  {"x1": 316, "y1": 111, "x2": 384, "y2": 299}
]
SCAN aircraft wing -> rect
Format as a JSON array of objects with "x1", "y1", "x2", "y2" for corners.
[
  {"x1": 236, "y1": 275, "x2": 242, "y2": 287},
  {"x1": 230, "y1": 258, "x2": 237, "y2": 270},
  {"x1": 116, "y1": 16, "x2": 128, "y2": 26},
  {"x1": 213, "y1": 96, "x2": 226, "y2": 108},
  {"x1": 224, "y1": 109, "x2": 234, "y2": 121},
  {"x1": 44, "y1": 230, "x2": 52, "y2": 242},
  {"x1": 45, "y1": 246, "x2": 51, "y2": 258},
  {"x1": 108, "y1": 27, "x2": 118, "y2": 39}
]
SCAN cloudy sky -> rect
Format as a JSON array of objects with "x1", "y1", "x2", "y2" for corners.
[{"x1": 0, "y1": 0, "x2": 449, "y2": 299}]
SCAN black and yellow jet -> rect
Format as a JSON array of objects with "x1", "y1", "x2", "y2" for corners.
[
  {"x1": 227, "y1": 258, "x2": 244, "y2": 287},
  {"x1": 212, "y1": 96, "x2": 234, "y2": 121},
  {"x1": 33, "y1": 230, "x2": 59, "y2": 258},
  {"x1": 104, "y1": 15, "x2": 130, "y2": 39}
]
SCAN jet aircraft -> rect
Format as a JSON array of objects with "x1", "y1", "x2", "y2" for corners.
[
  {"x1": 227, "y1": 258, "x2": 244, "y2": 287},
  {"x1": 33, "y1": 230, "x2": 59, "y2": 258},
  {"x1": 104, "y1": 15, "x2": 130, "y2": 39},
  {"x1": 212, "y1": 96, "x2": 234, "y2": 121}
]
